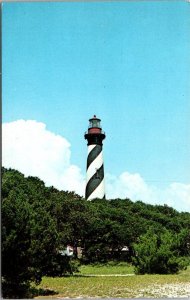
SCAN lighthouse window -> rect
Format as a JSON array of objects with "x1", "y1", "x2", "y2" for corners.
[
  {"x1": 90, "y1": 120, "x2": 100, "y2": 128},
  {"x1": 95, "y1": 169, "x2": 100, "y2": 179},
  {"x1": 94, "y1": 120, "x2": 98, "y2": 127}
]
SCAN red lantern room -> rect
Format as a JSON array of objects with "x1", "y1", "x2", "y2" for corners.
[
  {"x1": 84, "y1": 115, "x2": 106, "y2": 146},
  {"x1": 88, "y1": 115, "x2": 101, "y2": 134}
]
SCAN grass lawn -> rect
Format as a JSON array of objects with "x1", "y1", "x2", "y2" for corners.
[
  {"x1": 34, "y1": 264, "x2": 190, "y2": 298},
  {"x1": 78, "y1": 261, "x2": 134, "y2": 275}
]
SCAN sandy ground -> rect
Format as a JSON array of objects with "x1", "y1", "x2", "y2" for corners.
[
  {"x1": 137, "y1": 282, "x2": 190, "y2": 298},
  {"x1": 57, "y1": 282, "x2": 190, "y2": 299}
]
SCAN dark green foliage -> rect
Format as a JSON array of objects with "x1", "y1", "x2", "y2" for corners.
[
  {"x1": 82, "y1": 199, "x2": 138, "y2": 262},
  {"x1": 82, "y1": 198, "x2": 190, "y2": 264},
  {"x1": 2, "y1": 191, "x2": 32, "y2": 298},
  {"x1": 44, "y1": 255, "x2": 79, "y2": 277},
  {"x1": 2, "y1": 168, "x2": 75, "y2": 298},
  {"x1": 2, "y1": 167, "x2": 190, "y2": 298},
  {"x1": 133, "y1": 228, "x2": 190, "y2": 274}
]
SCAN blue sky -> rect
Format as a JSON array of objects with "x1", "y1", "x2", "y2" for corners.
[{"x1": 2, "y1": 1, "x2": 190, "y2": 211}]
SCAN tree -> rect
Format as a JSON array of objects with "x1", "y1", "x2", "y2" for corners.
[
  {"x1": 2, "y1": 191, "x2": 33, "y2": 298},
  {"x1": 2, "y1": 167, "x2": 190, "y2": 297},
  {"x1": 2, "y1": 169, "x2": 62, "y2": 298},
  {"x1": 133, "y1": 228, "x2": 189, "y2": 274}
]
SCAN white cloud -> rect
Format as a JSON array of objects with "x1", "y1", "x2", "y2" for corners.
[
  {"x1": 105, "y1": 172, "x2": 153, "y2": 201},
  {"x1": 2, "y1": 120, "x2": 190, "y2": 212},
  {"x1": 106, "y1": 172, "x2": 190, "y2": 212},
  {"x1": 2, "y1": 120, "x2": 86, "y2": 195}
]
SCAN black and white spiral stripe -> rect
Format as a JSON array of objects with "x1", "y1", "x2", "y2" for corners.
[{"x1": 85, "y1": 144, "x2": 105, "y2": 200}]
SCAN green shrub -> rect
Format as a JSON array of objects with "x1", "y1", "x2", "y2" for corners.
[{"x1": 133, "y1": 228, "x2": 189, "y2": 274}]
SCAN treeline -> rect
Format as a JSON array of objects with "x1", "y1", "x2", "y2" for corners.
[{"x1": 2, "y1": 167, "x2": 190, "y2": 298}]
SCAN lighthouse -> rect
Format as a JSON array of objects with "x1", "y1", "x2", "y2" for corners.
[{"x1": 84, "y1": 115, "x2": 106, "y2": 200}]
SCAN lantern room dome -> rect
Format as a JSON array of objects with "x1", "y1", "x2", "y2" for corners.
[
  {"x1": 84, "y1": 115, "x2": 106, "y2": 145},
  {"x1": 88, "y1": 115, "x2": 101, "y2": 129}
]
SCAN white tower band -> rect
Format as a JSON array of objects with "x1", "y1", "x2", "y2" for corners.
[{"x1": 84, "y1": 116, "x2": 106, "y2": 200}]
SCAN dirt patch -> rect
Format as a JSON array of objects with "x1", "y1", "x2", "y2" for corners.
[{"x1": 137, "y1": 283, "x2": 190, "y2": 298}]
